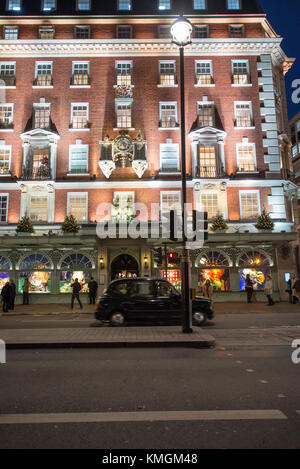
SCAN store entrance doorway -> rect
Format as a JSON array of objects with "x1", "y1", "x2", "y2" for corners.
[{"x1": 111, "y1": 254, "x2": 139, "y2": 281}]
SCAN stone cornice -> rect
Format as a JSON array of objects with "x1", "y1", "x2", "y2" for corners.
[{"x1": 0, "y1": 38, "x2": 286, "y2": 65}]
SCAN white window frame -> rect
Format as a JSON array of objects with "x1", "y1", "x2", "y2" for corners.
[
  {"x1": 160, "y1": 191, "x2": 182, "y2": 217},
  {"x1": 200, "y1": 192, "x2": 219, "y2": 219},
  {"x1": 197, "y1": 101, "x2": 215, "y2": 127},
  {"x1": 159, "y1": 102, "x2": 178, "y2": 129},
  {"x1": 70, "y1": 103, "x2": 89, "y2": 131},
  {"x1": 74, "y1": 25, "x2": 90, "y2": 39},
  {"x1": 33, "y1": 102, "x2": 51, "y2": 129},
  {"x1": 229, "y1": 24, "x2": 245, "y2": 38},
  {"x1": 3, "y1": 26, "x2": 19, "y2": 40},
  {"x1": 236, "y1": 142, "x2": 257, "y2": 173},
  {"x1": 160, "y1": 143, "x2": 180, "y2": 173},
  {"x1": 239, "y1": 190, "x2": 261, "y2": 220},
  {"x1": 33, "y1": 61, "x2": 53, "y2": 88},
  {"x1": 115, "y1": 61, "x2": 133, "y2": 86},
  {"x1": 195, "y1": 60, "x2": 214, "y2": 87},
  {"x1": 7, "y1": 0, "x2": 21, "y2": 11},
  {"x1": 29, "y1": 194, "x2": 49, "y2": 223},
  {"x1": 234, "y1": 101, "x2": 254, "y2": 129},
  {"x1": 227, "y1": 0, "x2": 240, "y2": 10},
  {"x1": 0, "y1": 62, "x2": 16, "y2": 88},
  {"x1": 67, "y1": 192, "x2": 88, "y2": 222},
  {"x1": 0, "y1": 103, "x2": 14, "y2": 131},
  {"x1": 115, "y1": 101, "x2": 133, "y2": 129},
  {"x1": 194, "y1": 24, "x2": 209, "y2": 38},
  {"x1": 0, "y1": 193, "x2": 9, "y2": 222},
  {"x1": 113, "y1": 191, "x2": 135, "y2": 222},
  {"x1": 232, "y1": 60, "x2": 251, "y2": 87},
  {"x1": 158, "y1": 0, "x2": 171, "y2": 10},
  {"x1": 118, "y1": 0, "x2": 131, "y2": 10},
  {"x1": 42, "y1": 0, "x2": 56, "y2": 11},
  {"x1": 158, "y1": 61, "x2": 177, "y2": 87},
  {"x1": 68, "y1": 144, "x2": 89, "y2": 175},
  {"x1": 76, "y1": 0, "x2": 90, "y2": 11},
  {"x1": 193, "y1": 0, "x2": 206, "y2": 9},
  {"x1": 0, "y1": 144, "x2": 11, "y2": 175},
  {"x1": 71, "y1": 61, "x2": 90, "y2": 87}
]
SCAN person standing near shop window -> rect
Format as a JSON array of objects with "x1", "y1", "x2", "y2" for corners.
[
  {"x1": 264, "y1": 274, "x2": 275, "y2": 306},
  {"x1": 22, "y1": 277, "x2": 30, "y2": 305},
  {"x1": 1, "y1": 281, "x2": 11, "y2": 313},
  {"x1": 9, "y1": 280, "x2": 16, "y2": 310},
  {"x1": 88, "y1": 277, "x2": 98, "y2": 305},
  {"x1": 71, "y1": 278, "x2": 83, "y2": 309},
  {"x1": 245, "y1": 274, "x2": 254, "y2": 304}
]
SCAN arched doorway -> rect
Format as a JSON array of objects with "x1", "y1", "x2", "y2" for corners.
[{"x1": 111, "y1": 254, "x2": 139, "y2": 280}]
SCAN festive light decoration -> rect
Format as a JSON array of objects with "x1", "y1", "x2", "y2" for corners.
[
  {"x1": 16, "y1": 215, "x2": 35, "y2": 233},
  {"x1": 255, "y1": 209, "x2": 274, "y2": 231},
  {"x1": 61, "y1": 214, "x2": 80, "y2": 233},
  {"x1": 210, "y1": 214, "x2": 228, "y2": 232}
]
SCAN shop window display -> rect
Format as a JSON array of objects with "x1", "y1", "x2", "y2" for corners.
[
  {"x1": 60, "y1": 271, "x2": 89, "y2": 293},
  {"x1": 0, "y1": 272, "x2": 10, "y2": 291},
  {"x1": 0, "y1": 256, "x2": 10, "y2": 290},
  {"x1": 18, "y1": 271, "x2": 51, "y2": 293},
  {"x1": 239, "y1": 268, "x2": 268, "y2": 291},
  {"x1": 198, "y1": 269, "x2": 230, "y2": 292}
]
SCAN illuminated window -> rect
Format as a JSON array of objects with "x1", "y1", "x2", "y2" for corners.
[
  {"x1": 34, "y1": 104, "x2": 50, "y2": 129},
  {"x1": 3, "y1": 26, "x2": 19, "y2": 39},
  {"x1": 237, "y1": 143, "x2": 256, "y2": 172},
  {"x1": 0, "y1": 146, "x2": 10, "y2": 175},
  {"x1": 39, "y1": 25, "x2": 55, "y2": 39},
  {"x1": 116, "y1": 61, "x2": 132, "y2": 86},
  {"x1": 70, "y1": 104, "x2": 89, "y2": 129},
  {"x1": 200, "y1": 194, "x2": 218, "y2": 219},
  {"x1": 197, "y1": 102, "x2": 215, "y2": 127},
  {"x1": 0, "y1": 195, "x2": 8, "y2": 222},
  {"x1": 232, "y1": 60, "x2": 250, "y2": 85},
  {"x1": 116, "y1": 103, "x2": 132, "y2": 128},
  {"x1": 239, "y1": 191, "x2": 260, "y2": 220},
  {"x1": 112, "y1": 192, "x2": 134, "y2": 222},
  {"x1": 158, "y1": 0, "x2": 171, "y2": 10},
  {"x1": 34, "y1": 62, "x2": 53, "y2": 86},
  {"x1": 0, "y1": 104, "x2": 13, "y2": 129},
  {"x1": 118, "y1": 0, "x2": 131, "y2": 10},
  {"x1": 198, "y1": 146, "x2": 217, "y2": 178},
  {"x1": 30, "y1": 196, "x2": 48, "y2": 222},
  {"x1": 227, "y1": 0, "x2": 240, "y2": 9},
  {"x1": 159, "y1": 61, "x2": 176, "y2": 86},
  {"x1": 234, "y1": 102, "x2": 253, "y2": 127},
  {"x1": 77, "y1": 0, "x2": 90, "y2": 10},
  {"x1": 42, "y1": 0, "x2": 56, "y2": 11},
  {"x1": 72, "y1": 62, "x2": 89, "y2": 85},
  {"x1": 7, "y1": 0, "x2": 21, "y2": 11},
  {"x1": 0, "y1": 62, "x2": 16, "y2": 86},
  {"x1": 193, "y1": 0, "x2": 206, "y2": 9},
  {"x1": 195, "y1": 61, "x2": 213, "y2": 85},
  {"x1": 159, "y1": 103, "x2": 178, "y2": 128},
  {"x1": 160, "y1": 191, "x2": 181, "y2": 215},
  {"x1": 68, "y1": 193, "x2": 88, "y2": 222}
]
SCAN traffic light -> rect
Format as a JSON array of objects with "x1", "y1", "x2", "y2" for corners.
[
  {"x1": 192, "y1": 210, "x2": 208, "y2": 242},
  {"x1": 152, "y1": 247, "x2": 163, "y2": 267},
  {"x1": 168, "y1": 251, "x2": 180, "y2": 267}
]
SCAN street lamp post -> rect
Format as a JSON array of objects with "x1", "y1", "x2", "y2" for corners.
[{"x1": 171, "y1": 16, "x2": 193, "y2": 334}]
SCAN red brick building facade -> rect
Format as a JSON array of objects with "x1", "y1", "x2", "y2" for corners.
[{"x1": 0, "y1": 0, "x2": 297, "y2": 302}]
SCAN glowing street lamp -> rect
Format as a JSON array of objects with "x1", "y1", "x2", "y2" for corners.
[{"x1": 171, "y1": 16, "x2": 193, "y2": 334}]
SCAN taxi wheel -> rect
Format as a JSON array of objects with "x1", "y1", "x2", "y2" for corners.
[
  {"x1": 192, "y1": 311, "x2": 207, "y2": 327},
  {"x1": 109, "y1": 311, "x2": 126, "y2": 327}
]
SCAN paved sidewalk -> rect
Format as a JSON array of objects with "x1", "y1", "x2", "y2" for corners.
[{"x1": 0, "y1": 326, "x2": 215, "y2": 349}]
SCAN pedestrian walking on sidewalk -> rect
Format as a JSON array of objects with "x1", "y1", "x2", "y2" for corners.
[
  {"x1": 88, "y1": 277, "x2": 98, "y2": 305},
  {"x1": 203, "y1": 279, "x2": 213, "y2": 301},
  {"x1": 71, "y1": 278, "x2": 83, "y2": 309},
  {"x1": 293, "y1": 275, "x2": 300, "y2": 304},
  {"x1": 1, "y1": 281, "x2": 11, "y2": 312},
  {"x1": 285, "y1": 275, "x2": 293, "y2": 304},
  {"x1": 22, "y1": 277, "x2": 30, "y2": 305},
  {"x1": 291, "y1": 274, "x2": 299, "y2": 304},
  {"x1": 245, "y1": 274, "x2": 254, "y2": 303},
  {"x1": 264, "y1": 275, "x2": 274, "y2": 306},
  {"x1": 9, "y1": 280, "x2": 16, "y2": 310}
]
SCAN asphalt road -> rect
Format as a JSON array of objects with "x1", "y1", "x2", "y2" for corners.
[{"x1": 0, "y1": 344, "x2": 300, "y2": 449}]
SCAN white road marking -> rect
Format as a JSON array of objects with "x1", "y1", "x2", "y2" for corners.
[{"x1": 0, "y1": 410, "x2": 288, "y2": 425}]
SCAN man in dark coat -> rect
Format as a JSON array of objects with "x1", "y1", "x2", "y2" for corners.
[
  {"x1": 9, "y1": 280, "x2": 16, "y2": 310},
  {"x1": 1, "y1": 281, "x2": 11, "y2": 313},
  {"x1": 71, "y1": 278, "x2": 83, "y2": 309},
  {"x1": 88, "y1": 277, "x2": 98, "y2": 305}
]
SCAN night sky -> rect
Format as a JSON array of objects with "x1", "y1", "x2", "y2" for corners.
[{"x1": 259, "y1": 0, "x2": 300, "y2": 120}]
